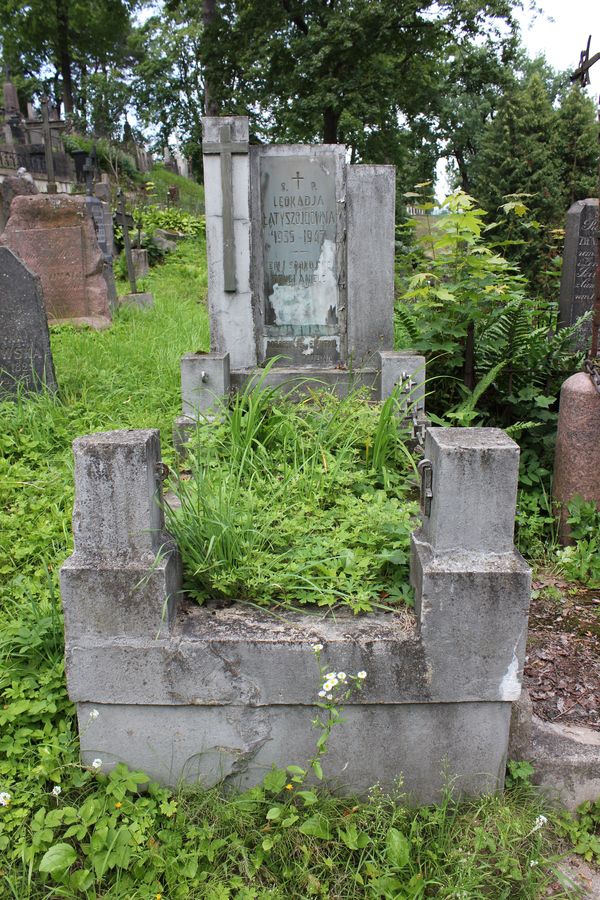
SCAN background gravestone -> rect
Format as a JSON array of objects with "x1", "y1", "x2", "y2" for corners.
[
  {"x1": 0, "y1": 171, "x2": 39, "y2": 235},
  {"x1": 0, "y1": 194, "x2": 112, "y2": 329},
  {"x1": 558, "y1": 198, "x2": 599, "y2": 350},
  {"x1": 0, "y1": 246, "x2": 57, "y2": 396}
]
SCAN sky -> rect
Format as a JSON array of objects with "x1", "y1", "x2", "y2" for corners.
[{"x1": 516, "y1": 0, "x2": 600, "y2": 97}]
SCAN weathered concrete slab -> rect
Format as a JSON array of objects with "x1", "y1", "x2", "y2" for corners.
[
  {"x1": 347, "y1": 166, "x2": 395, "y2": 366},
  {"x1": 509, "y1": 689, "x2": 600, "y2": 812},
  {"x1": 62, "y1": 426, "x2": 530, "y2": 803},
  {"x1": 77, "y1": 700, "x2": 511, "y2": 802},
  {"x1": 181, "y1": 351, "x2": 230, "y2": 416}
]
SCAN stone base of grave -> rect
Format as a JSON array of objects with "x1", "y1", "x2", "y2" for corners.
[
  {"x1": 61, "y1": 426, "x2": 531, "y2": 805},
  {"x1": 509, "y1": 689, "x2": 600, "y2": 811},
  {"x1": 67, "y1": 601, "x2": 511, "y2": 802},
  {"x1": 51, "y1": 315, "x2": 112, "y2": 331},
  {"x1": 119, "y1": 291, "x2": 154, "y2": 309}
]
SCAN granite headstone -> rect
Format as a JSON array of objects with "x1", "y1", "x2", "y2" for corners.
[
  {"x1": 558, "y1": 198, "x2": 599, "y2": 350},
  {"x1": 0, "y1": 247, "x2": 57, "y2": 396}
]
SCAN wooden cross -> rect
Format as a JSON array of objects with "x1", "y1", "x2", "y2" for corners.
[{"x1": 203, "y1": 123, "x2": 249, "y2": 292}]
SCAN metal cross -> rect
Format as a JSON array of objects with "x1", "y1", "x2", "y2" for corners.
[
  {"x1": 202, "y1": 123, "x2": 249, "y2": 292},
  {"x1": 571, "y1": 35, "x2": 600, "y2": 363},
  {"x1": 292, "y1": 171, "x2": 304, "y2": 188}
]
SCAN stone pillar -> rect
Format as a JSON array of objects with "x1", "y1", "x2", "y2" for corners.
[
  {"x1": 132, "y1": 248, "x2": 150, "y2": 279},
  {"x1": 378, "y1": 350, "x2": 426, "y2": 409},
  {"x1": 174, "y1": 352, "x2": 231, "y2": 453},
  {"x1": 553, "y1": 372, "x2": 600, "y2": 543},
  {"x1": 202, "y1": 116, "x2": 255, "y2": 369},
  {"x1": 60, "y1": 430, "x2": 181, "y2": 645},
  {"x1": 347, "y1": 165, "x2": 395, "y2": 365},
  {"x1": 410, "y1": 428, "x2": 531, "y2": 729}
]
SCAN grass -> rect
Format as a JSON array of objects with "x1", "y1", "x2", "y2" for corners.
[
  {"x1": 169, "y1": 382, "x2": 419, "y2": 612},
  {"x1": 149, "y1": 164, "x2": 205, "y2": 216},
  {"x1": 0, "y1": 236, "x2": 591, "y2": 897}
]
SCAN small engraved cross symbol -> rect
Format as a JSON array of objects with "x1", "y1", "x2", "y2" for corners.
[{"x1": 292, "y1": 171, "x2": 304, "y2": 188}]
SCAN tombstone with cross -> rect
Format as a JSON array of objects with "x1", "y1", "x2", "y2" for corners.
[{"x1": 177, "y1": 116, "x2": 425, "y2": 435}]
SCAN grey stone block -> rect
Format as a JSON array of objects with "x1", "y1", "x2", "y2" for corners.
[
  {"x1": 71, "y1": 429, "x2": 165, "y2": 560},
  {"x1": 119, "y1": 291, "x2": 153, "y2": 309},
  {"x1": 181, "y1": 351, "x2": 230, "y2": 416},
  {"x1": 411, "y1": 533, "x2": 531, "y2": 701},
  {"x1": 421, "y1": 427, "x2": 520, "y2": 553},
  {"x1": 346, "y1": 165, "x2": 396, "y2": 366},
  {"x1": 378, "y1": 350, "x2": 426, "y2": 410},
  {"x1": 77, "y1": 700, "x2": 510, "y2": 802},
  {"x1": 61, "y1": 549, "x2": 181, "y2": 643}
]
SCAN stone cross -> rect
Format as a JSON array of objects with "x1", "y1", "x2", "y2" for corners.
[
  {"x1": 202, "y1": 123, "x2": 249, "y2": 292},
  {"x1": 40, "y1": 97, "x2": 57, "y2": 194}
]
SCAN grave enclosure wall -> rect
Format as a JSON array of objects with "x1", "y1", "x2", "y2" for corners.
[{"x1": 61, "y1": 427, "x2": 531, "y2": 803}]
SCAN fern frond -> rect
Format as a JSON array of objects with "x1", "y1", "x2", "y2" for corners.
[{"x1": 394, "y1": 303, "x2": 420, "y2": 344}]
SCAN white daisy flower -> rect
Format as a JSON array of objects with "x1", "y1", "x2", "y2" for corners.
[
  {"x1": 91, "y1": 759, "x2": 102, "y2": 770},
  {"x1": 0, "y1": 792, "x2": 11, "y2": 806},
  {"x1": 357, "y1": 671, "x2": 367, "y2": 679},
  {"x1": 51, "y1": 785, "x2": 61, "y2": 797}
]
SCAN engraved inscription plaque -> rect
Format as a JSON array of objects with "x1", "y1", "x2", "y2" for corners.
[
  {"x1": 13, "y1": 226, "x2": 86, "y2": 320},
  {"x1": 559, "y1": 198, "x2": 599, "y2": 350},
  {"x1": 260, "y1": 154, "x2": 339, "y2": 361}
]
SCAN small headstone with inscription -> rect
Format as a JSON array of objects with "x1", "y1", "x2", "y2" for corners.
[
  {"x1": 0, "y1": 247, "x2": 57, "y2": 396},
  {"x1": 558, "y1": 198, "x2": 599, "y2": 350},
  {"x1": 0, "y1": 194, "x2": 112, "y2": 329}
]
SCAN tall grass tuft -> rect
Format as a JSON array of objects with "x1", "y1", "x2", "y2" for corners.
[{"x1": 167, "y1": 385, "x2": 419, "y2": 613}]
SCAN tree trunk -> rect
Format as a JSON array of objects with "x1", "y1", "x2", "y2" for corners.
[
  {"x1": 202, "y1": 0, "x2": 219, "y2": 116},
  {"x1": 55, "y1": 0, "x2": 73, "y2": 115},
  {"x1": 464, "y1": 320, "x2": 475, "y2": 391},
  {"x1": 323, "y1": 106, "x2": 339, "y2": 143},
  {"x1": 454, "y1": 146, "x2": 471, "y2": 193}
]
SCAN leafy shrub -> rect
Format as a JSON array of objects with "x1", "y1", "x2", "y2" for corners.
[
  {"x1": 62, "y1": 134, "x2": 141, "y2": 182},
  {"x1": 138, "y1": 204, "x2": 204, "y2": 237},
  {"x1": 556, "y1": 496, "x2": 600, "y2": 587}
]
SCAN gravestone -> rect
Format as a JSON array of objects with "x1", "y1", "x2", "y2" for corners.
[
  {"x1": 0, "y1": 247, "x2": 56, "y2": 396},
  {"x1": 0, "y1": 170, "x2": 39, "y2": 235},
  {"x1": 0, "y1": 194, "x2": 112, "y2": 329},
  {"x1": 85, "y1": 195, "x2": 117, "y2": 307},
  {"x1": 558, "y1": 198, "x2": 599, "y2": 350},
  {"x1": 179, "y1": 116, "x2": 425, "y2": 430}
]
